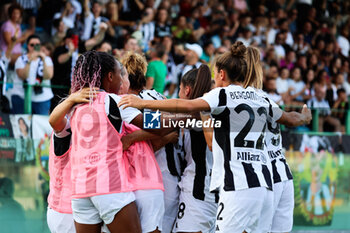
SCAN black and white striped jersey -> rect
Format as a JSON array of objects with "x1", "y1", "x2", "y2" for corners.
[
  {"x1": 257, "y1": 90, "x2": 293, "y2": 183},
  {"x1": 178, "y1": 127, "x2": 217, "y2": 203},
  {"x1": 139, "y1": 89, "x2": 184, "y2": 178},
  {"x1": 201, "y1": 85, "x2": 276, "y2": 192}
]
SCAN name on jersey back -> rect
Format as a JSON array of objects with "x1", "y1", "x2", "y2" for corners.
[{"x1": 229, "y1": 91, "x2": 257, "y2": 100}]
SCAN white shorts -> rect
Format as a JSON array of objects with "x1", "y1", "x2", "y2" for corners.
[
  {"x1": 71, "y1": 192, "x2": 135, "y2": 225},
  {"x1": 47, "y1": 208, "x2": 75, "y2": 233},
  {"x1": 173, "y1": 191, "x2": 218, "y2": 233},
  {"x1": 216, "y1": 187, "x2": 274, "y2": 233},
  {"x1": 271, "y1": 180, "x2": 294, "y2": 232},
  {"x1": 162, "y1": 170, "x2": 180, "y2": 233},
  {"x1": 135, "y1": 189, "x2": 165, "y2": 233}
]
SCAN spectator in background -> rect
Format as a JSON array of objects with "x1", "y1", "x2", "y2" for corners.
[
  {"x1": 155, "y1": 8, "x2": 171, "y2": 38},
  {"x1": 288, "y1": 66, "x2": 306, "y2": 105},
  {"x1": 295, "y1": 53, "x2": 308, "y2": 76},
  {"x1": 146, "y1": 43, "x2": 167, "y2": 93},
  {"x1": 304, "y1": 69, "x2": 315, "y2": 102},
  {"x1": 236, "y1": 26, "x2": 253, "y2": 47},
  {"x1": 280, "y1": 49, "x2": 295, "y2": 70},
  {"x1": 118, "y1": 0, "x2": 144, "y2": 23},
  {"x1": 276, "y1": 67, "x2": 291, "y2": 104},
  {"x1": 51, "y1": 19, "x2": 66, "y2": 47},
  {"x1": 171, "y1": 15, "x2": 192, "y2": 42},
  {"x1": 161, "y1": 34, "x2": 177, "y2": 95},
  {"x1": 81, "y1": 0, "x2": 108, "y2": 41},
  {"x1": 52, "y1": 0, "x2": 82, "y2": 30},
  {"x1": 95, "y1": 41, "x2": 112, "y2": 53},
  {"x1": 138, "y1": 7, "x2": 156, "y2": 51},
  {"x1": 273, "y1": 32, "x2": 286, "y2": 61},
  {"x1": 13, "y1": 35, "x2": 54, "y2": 115},
  {"x1": 293, "y1": 33, "x2": 310, "y2": 54},
  {"x1": 277, "y1": 18, "x2": 294, "y2": 47},
  {"x1": 307, "y1": 83, "x2": 341, "y2": 132},
  {"x1": 50, "y1": 24, "x2": 108, "y2": 111},
  {"x1": 0, "y1": 3, "x2": 34, "y2": 64},
  {"x1": 168, "y1": 43, "x2": 202, "y2": 98},
  {"x1": 104, "y1": 1, "x2": 125, "y2": 49},
  {"x1": 288, "y1": 9, "x2": 298, "y2": 34},
  {"x1": 333, "y1": 88, "x2": 349, "y2": 132},
  {"x1": 302, "y1": 21, "x2": 313, "y2": 45},
  {"x1": 264, "y1": 77, "x2": 284, "y2": 105},
  {"x1": 307, "y1": 52, "x2": 319, "y2": 71},
  {"x1": 114, "y1": 36, "x2": 141, "y2": 60},
  {"x1": 200, "y1": 41, "x2": 215, "y2": 63},
  {"x1": 337, "y1": 26, "x2": 349, "y2": 58}
]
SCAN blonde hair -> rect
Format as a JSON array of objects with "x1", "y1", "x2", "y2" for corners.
[
  {"x1": 121, "y1": 52, "x2": 147, "y2": 76},
  {"x1": 121, "y1": 52, "x2": 148, "y2": 91},
  {"x1": 244, "y1": 46, "x2": 263, "y2": 89}
]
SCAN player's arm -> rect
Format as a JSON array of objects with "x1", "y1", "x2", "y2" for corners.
[
  {"x1": 151, "y1": 131, "x2": 178, "y2": 152},
  {"x1": 119, "y1": 94, "x2": 210, "y2": 113},
  {"x1": 122, "y1": 129, "x2": 178, "y2": 151},
  {"x1": 200, "y1": 112, "x2": 213, "y2": 151},
  {"x1": 121, "y1": 128, "x2": 170, "y2": 150},
  {"x1": 49, "y1": 88, "x2": 98, "y2": 132},
  {"x1": 277, "y1": 104, "x2": 312, "y2": 127}
]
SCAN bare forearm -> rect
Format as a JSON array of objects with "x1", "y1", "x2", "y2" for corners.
[
  {"x1": 135, "y1": 0, "x2": 144, "y2": 10},
  {"x1": 151, "y1": 133, "x2": 175, "y2": 152},
  {"x1": 127, "y1": 129, "x2": 160, "y2": 143},
  {"x1": 49, "y1": 99, "x2": 75, "y2": 132},
  {"x1": 142, "y1": 99, "x2": 194, "y2": 112},
  {"x1": 42, "y1": 63, "x2": 53, "y2": 79},
  {"x1": 17, "y1": 64, "x2": 31, "y2": 80},
  {"x1": 85, "y1": 30, "x2": 106, "y2": 51},
  {"x1": 58, "y1": 52, "x2": 72, "y2": 64},
  {"x1": 278, "y1": 111, "x2": 308, "y2": 127}
]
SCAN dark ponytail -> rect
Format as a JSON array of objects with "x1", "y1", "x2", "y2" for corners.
[{"x1": 181, "y1": 64, "x2": 212, "y2": 99}]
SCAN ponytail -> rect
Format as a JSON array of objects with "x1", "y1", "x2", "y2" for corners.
[
  {"x1": 190, "y1": 65, "x2": 212, "y2": 99},
  {"x1": 181, "y1": 64, "x2": 212, "y2": 99}
]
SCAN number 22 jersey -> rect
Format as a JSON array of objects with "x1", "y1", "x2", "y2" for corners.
[{"x1": 201, "y1": 85, "x2": 281, "y2": 192}]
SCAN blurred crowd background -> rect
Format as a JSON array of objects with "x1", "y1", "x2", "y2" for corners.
[{"x1": 0, "y1": 0, "x2": 350, "y2": 132}]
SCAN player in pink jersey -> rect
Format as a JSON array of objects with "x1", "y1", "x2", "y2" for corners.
[
  {"x1": 64, "y1": 51, "x2": 142, "y2": 233},
  {"x1": 59, "y1": 51, "x2": 177, "y2": 233},
  {"x1": 48, "y1": 88, "x2": 97, "y2": 233}
]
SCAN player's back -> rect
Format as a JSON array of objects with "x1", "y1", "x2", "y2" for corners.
[{"x1": 207, "y1": 85, "x2": 272, "y2": 192}]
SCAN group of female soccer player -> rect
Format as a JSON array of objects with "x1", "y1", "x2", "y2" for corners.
[{"x1": 47, "y1": 41, "x2": 311, "y2": 233}]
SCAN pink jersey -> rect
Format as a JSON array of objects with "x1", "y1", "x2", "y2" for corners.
[
  {"x1": 70, "y1": 92, "x2": 133, "y2": 198},
  {"x1": 47, "y1": 134, "x2": 72, "y2": 213},
  {"x1": 122, "y1": 123, "x2": 164, "y2": 191}
]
